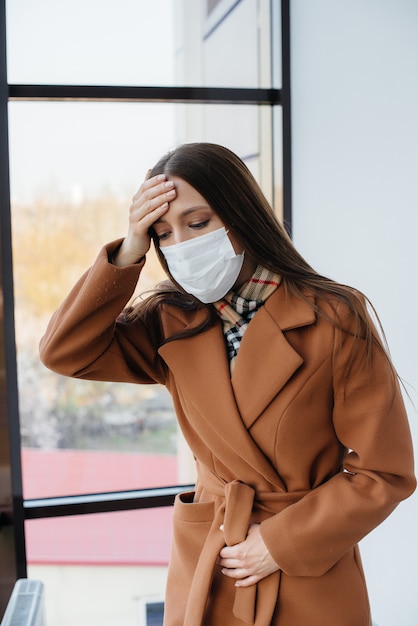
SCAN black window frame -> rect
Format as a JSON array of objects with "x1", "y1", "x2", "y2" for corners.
[{"x1": 0, "y1": 0, "x2": 291, "y2": 609}]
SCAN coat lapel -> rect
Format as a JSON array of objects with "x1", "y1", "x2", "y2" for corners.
[
  {"x1": 158, "y1": 316, "x2": 282, "y2": 486},
  {"x1": 157, "y1": 287, "x2": 316, "y2": 484},
  {"x1": 231, "y1": 286, "x2": 316, "y2": 428}
]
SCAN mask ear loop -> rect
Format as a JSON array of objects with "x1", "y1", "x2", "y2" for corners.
[{"x1": 225, "y1": 228, "x2": 245, "y2": 259}]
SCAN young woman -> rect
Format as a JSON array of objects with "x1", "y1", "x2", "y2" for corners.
[{"x1": 40, "y1": 143, "x2": 415, "y2": 626}]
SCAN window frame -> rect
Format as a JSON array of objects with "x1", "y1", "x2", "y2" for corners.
[{"x1": 0, "y1": 0, "x2": 292, "y2": 604}]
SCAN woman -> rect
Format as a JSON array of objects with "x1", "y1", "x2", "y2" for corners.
[{"x1": 40, "y1": 143, "x2": 415, "y2": 626}]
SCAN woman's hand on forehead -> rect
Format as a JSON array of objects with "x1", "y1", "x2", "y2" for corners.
[{"x1": 112, "y1": 174, "x2": 176, "y2": 267}]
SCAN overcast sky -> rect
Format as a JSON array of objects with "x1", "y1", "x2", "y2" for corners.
[{"x1": 6, "y1": 0, "x2": 176, "y2": 202}]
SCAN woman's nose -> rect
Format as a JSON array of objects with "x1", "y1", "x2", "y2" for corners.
[{"x1": 171, "y1": 229, "x2": 189, "y2": 245}]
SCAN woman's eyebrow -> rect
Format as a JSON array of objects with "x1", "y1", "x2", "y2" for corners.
[{"x1": 154, "y1": 206, "x2": 210, "y2": 224}]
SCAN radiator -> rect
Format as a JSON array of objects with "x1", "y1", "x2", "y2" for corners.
[{"x1": 1, "y1": 580, "x2": 45, "y2": 626}]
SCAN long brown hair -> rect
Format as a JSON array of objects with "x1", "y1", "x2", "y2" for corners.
[{"x1": 129, "y1": 142, "x2": 393, "y2": 377}]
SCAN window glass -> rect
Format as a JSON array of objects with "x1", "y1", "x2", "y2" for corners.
[
  {"x1": 6, "y1": 0, "x2": 175, "y2": 86},
  {"x1": 6, "y1": 0, "x2": 274, "y2": 88},
  {"x1": 26, "y1": 508, "x2": 171, "y2": 626},
  {"x1": 176, "y1": 0, "x2": 272, "y2": 88},
  {"x1": 273, "y1": 106, "x2": 284, "y2": 221},
  {"x1": 271, "y1": 0, "x2": 283, "y2": 88},
  {"x1": 9, "y1": 100, "x2": 279, "y2": 497}
]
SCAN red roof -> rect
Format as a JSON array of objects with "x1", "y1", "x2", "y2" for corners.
[
  {"x1": 22, "y1": 448, "x2": 177, "y2": 498},
  {"x1": 22, "y1": 449, "x2": 177, "y2": 565}
]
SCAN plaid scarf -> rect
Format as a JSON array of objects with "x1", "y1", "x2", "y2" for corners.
[{"x1": 213, "y1": 265, "x2": 281, "y2": 372}]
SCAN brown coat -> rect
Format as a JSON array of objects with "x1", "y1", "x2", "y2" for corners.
[{"x1": 40, "y1": 242, "x2": 416, "y2": 626}]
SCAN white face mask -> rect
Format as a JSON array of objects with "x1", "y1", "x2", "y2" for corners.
[{"x1": 161, "y1": 227, "x2": 245, "y2": 303}]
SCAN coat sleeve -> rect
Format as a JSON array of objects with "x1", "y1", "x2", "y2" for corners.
[
  {"x1": 39, "y1": 240, "x2": 166, "y2": 386},
  {"x1": 260, "y1": 301, "x2": 416, "y2": 577}
]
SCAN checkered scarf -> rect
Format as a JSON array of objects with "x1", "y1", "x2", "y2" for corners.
[{"x1": 213, "y1": 265, "x2": 281, "y2": 372}]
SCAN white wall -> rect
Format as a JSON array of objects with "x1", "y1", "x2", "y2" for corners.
[
  {"x1": 28, "y1": 564, "x2": 167, "y2": 626},
  {"x1": 290, "y1": 2, "x2": 418, "y2": 625}
]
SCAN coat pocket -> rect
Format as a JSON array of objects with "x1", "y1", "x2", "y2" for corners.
[
  {"x1": 170, "y1": 490, "x2": 215, "y2": 577},
  {"x1": 164, "y1": 491, "x2": 216, "y2": 624},
  {"x1": 174, "y1": 490, "x2": 215, "y2": 522}
]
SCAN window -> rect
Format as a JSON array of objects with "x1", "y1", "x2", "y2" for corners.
[{"x1": 0, "y1": 1, "x2": 291, "y2": 622}]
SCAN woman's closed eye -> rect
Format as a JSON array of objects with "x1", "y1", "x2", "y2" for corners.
[
  {"x1": 155, "y1": 220, "x2": 210, "y2": 242},
  {"x1": 189, "y1": 219, "x2": 210, "y2": 230},
  {"x1": 156, "y1": 230, "x2": 171, "y2": 241}
]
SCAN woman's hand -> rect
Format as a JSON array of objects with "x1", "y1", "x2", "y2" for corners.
[
  {"x1": 113, "y1": 173, "x2": 176, "y2": 266},
  {"x1": 219, "y1": 524, "x2": 279, "y2": 587}
]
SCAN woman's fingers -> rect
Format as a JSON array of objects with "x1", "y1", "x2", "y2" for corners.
[
  {"x1": 133, "y1": 174, "x2": 175, "y2": 207},
  {"x1": 130, "y1": 175, "x2": 176, "y2": 222},
  {"x1": 131, "y1": 175, "x2": 176, "y2": 229},
  {"x1": 218, "y1": 524, "x2": 279, "y2": 587},
  {"x1": 113, "y1": 174, "x2": 176, "y2": 266}
]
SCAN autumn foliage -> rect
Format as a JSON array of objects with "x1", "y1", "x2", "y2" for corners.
[{"x1": 11, "y1": 193, "x2": 175, "y2": 454}]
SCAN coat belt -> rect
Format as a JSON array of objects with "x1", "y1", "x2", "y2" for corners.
[{"x1": 182, "y1": 473, "x2": 309, "y2": 626}]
